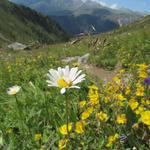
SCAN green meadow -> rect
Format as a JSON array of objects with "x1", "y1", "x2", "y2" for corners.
[{"x1": 0, "y1": 16, "x2": 150, "y2": 150}]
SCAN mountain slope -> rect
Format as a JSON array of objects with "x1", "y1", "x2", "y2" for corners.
[
  {"x1": 10, "y1": 0, "x2": 84, "y2": 15},
  {"x1": 51, "y1": 15, "x2": 119, "y2": 35},
  {"x1": 89, "y1": 15, "x2": 150, "y2": 69},
  {"x1": 10, "y1": 0, "x2": 142, "y2": 35},
  {"x1": 0, "y1": 0, "x2": 69, "y2": 47}
]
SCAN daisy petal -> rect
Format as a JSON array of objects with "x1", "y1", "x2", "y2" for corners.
[{"x1": 73, "y1": 74, "x2": 85, "y2": 85}]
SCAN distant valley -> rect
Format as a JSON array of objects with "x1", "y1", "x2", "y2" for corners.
[{"x1": 10, "y1": 0, "x2": 144, "y2": 35}]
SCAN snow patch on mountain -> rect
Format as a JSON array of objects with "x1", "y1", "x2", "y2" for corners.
[{"x1": 82, "y1": 0, "x2": 120, "y2": 10}]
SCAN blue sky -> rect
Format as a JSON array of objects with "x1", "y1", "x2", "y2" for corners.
[{"x1": 95, "y1": 0, "x2": 150, "y2": 12}]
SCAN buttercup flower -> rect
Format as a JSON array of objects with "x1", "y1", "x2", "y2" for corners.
[
  {"x1": 59, "y1": 123, "x2": 72, "y2": 135},
  {"x1": 58, "y1": 139, "x2": 68, "y2": 150},
  {"x1": 47, "y1": 66, "x2": 85, "y2": 94},
  {"x1": 141, "y1": 111, "x2": 150, "y2": 126},
  {"x1": 135, "y1": 106, "x2": 145, "y2": 115},
  {"x1": 81, "y1": 107, "x2": 94, "y2": 120},
  {"x1": 116, "y1": 114, "x2": 127, "y2": 124},
  {"x1": 106, "y1": 134, "x2": 119, "y2": 147},
  {"x1": 75, "y1": 121, "x2": 85, "y2": 134},
  {"x1": 136, "y1": 86, "x2": 144, "y2": 97},
  {"x1": 96, "y1": 111, "x2": 109, "y2": 122},
  {"x1": 34, "y1": 133, "x2": 42, "y2": 141},
  {"x1": 6, "y1": 128, "x2": 13, "y2": 134},
  {"x1": 88, "y1": 86, "x2": 99, "y2": 105},
  {"x1": 128, "y1": 98, "x2": 139, "y2": 110},
  {"x1": 7, "y1": 85, "x2": 21, "y2": 95},
  {"x1": 138, "y1": 64, "x2": 148, "y2": 71},
  {"x1": 79, "y1": 100, "x2": 86, "y2": 108}
]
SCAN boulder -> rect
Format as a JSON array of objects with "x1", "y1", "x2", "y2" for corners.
[
  {"x1": 7, "y1": 42, "x2": 27, "y2": 50},
  {"x1": 61, "y1": 53, "x2": 90, "y2": 64},
  {"x1": 78, "y1": 53, "x2": 90, "y2": 64}
]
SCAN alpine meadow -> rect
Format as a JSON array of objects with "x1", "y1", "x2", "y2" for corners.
[{"x1": 0, "y1": 0, "x2": 150, "y2": 150}]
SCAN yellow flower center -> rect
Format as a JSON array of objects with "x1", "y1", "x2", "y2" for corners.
[
  {"x1": 57, "y1": 78, "x2": 72, "y2": 88},
  {"x1": 11, "y1": 90, "x2": 17, "y2": 95}
]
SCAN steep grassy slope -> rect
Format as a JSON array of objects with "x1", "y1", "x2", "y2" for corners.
[
  {"x1": 41, "y1": 15, "x2": 150, "y2": 69},
  {"x1": 91, "y1": 15, "x2": 150, "y2": 69},
  {"x1": 0, "y1": 0, "x2": 69, "y2": 47},
  {"x1": 0, "y1": 15, "x2": 149, "y2": 70}
]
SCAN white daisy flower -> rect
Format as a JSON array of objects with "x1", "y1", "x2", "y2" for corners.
[
  {"x1": 47, "y1": 66, "x2": 85, "y2": 94},
  {"x1": 7, "y1": 85, "x2": 21, "y2": 95}
]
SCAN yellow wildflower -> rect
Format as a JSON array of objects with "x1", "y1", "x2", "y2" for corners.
[
  {"x1": 116, "y1": 94, "x2": 126, "y2": 101},
  {"x1": 135, "y1": 106, "x2": 145, "y2": 115},
  {"x1": 141, "y1": 99, "x2": 150, "y2": 105},
  {"x1": 138, "y1": 64, "x2": 148, "y2": 71},
  {"x1": 79, "y1": 100, "x2": 86, "y2": 108},
  {"x1": 75, "y1": 121, "x2": 85, "y2": 134},
  {"x1": 81, "y1": 107, "x2": 93, "y2": 120},
  {"x1": 34, "y1": 133, "x2": 42, "y2": 141},
  {"x1": 139, "y1": 71, "x2": 147, "y2": 78},
  {"x1": 89, "y1": 93, "x2": 99, "y2": 105},
  {"x1": 116, "y1": 114, "x2": 127, "y2": 124},
  {"x1": 128, "y1": 98, "x2": 139, "y2": 110},
  {"x1": 88, "y1": 85, "x2": 99, "y2": 90},
  {"x1": 59, "y1": 123, "x2": 72, "y2": 135},
  {"x1": 96, "y1": 111, "x2": 109, "y2": 122},
  {"x1": 6, "y1": 128, "x2": 13, "y2": 134},
  {"x1": 125, "y1": 87, "x2": 131, "y2": 95},
  {"x1": 136, "y1": 86, "x2": 144, "y2": 97},
  {"x1": 106, "y1": 134, "x2": 119, "y2": 148},
  {"x1": 113, "y1": 76, "x2": 121, "y2": 84},
  {"x1": 141, "y1": 111, "x2": 150, "y2": 126},
  {"x1": 58, "y1": 139, "x2": 68, "y2": 150}
]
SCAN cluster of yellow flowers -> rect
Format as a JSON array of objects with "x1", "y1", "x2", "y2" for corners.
[
  {"x1": 58, "y1": 63, "x2": 149, "y2": 149},
  {"x1": 106, "y1": 134, "x2": 119, "y2": 148},
  {"x1": 58, "y1": 85, "x2": 100, "y2": 149},
  {"x1": 4, "y1": 58, "x2": 149, "y2": 149},
  {"x1": 138, "y1": 64, "x2": 148, "y2": 79}
]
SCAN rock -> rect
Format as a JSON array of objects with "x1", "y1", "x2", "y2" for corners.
[
  {"x1": 78, "y1": 53, "x2": 90, "y2": 64},
  {"x1": 61, "y1": 53, "x2": 90, "y2": 64},
  {"x1": 7, "y1": 42, "x2": 28, "y2": 50},
  {"x1": 61, "y1": 56, "x2": 79, "y2": 63}
]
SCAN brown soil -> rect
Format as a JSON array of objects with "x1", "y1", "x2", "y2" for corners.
[{"x1": 82, "y1": 63, "x2": 121, "y2": 82}]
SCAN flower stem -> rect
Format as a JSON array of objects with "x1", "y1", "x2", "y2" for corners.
[
  {"x1": 65, "y1": 92, "x2": 70, "y2": 149},
  {"x1": 66, "y1": 93, "x2": 69, "y2": 134},
  {"x1": 15, "y1": 95, "x2": 24, "y2": 131}
]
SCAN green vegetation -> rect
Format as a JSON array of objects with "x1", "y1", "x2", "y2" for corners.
[
  {"x1": 0, "y1": 42, "x2": 149, "y2": 150},
  {"x1": 91, "y1": 15, "x2": 150, "y2": 69},
  {"x1": 0, "y1": 7, "x2": 150, "y2": 150},
  {"x1": 0, "y1": 0, "x2": 69, "y2": 47}
]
